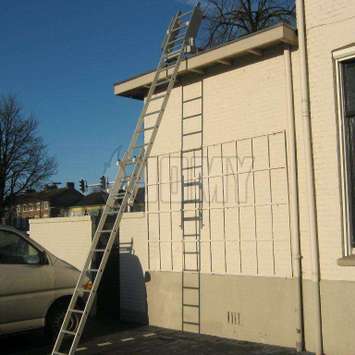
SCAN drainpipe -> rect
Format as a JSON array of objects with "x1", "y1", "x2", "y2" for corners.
[
  {"x1": 296, "y1": 1, "x2": 323, "y2": 354},
  {"x1": 284, "y1": 45, "x2": 304, "y2": 352}
]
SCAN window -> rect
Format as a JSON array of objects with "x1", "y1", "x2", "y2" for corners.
[
  {"x1": 343, "y1": 60, "x2": 355, "y2": 247},
  {"x1": 0, "y1": 230, "x2": 41, "y2": 265},
  {"x1": 335, "y1": 47, "x2": 355, "y2": 254}
]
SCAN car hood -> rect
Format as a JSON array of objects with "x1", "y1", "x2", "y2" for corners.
[{"x1": 50, "y1": 254, "x2": 80, "y2": 272}]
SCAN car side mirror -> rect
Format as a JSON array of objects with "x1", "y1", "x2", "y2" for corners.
[
  {"x1": 144, "y1": 271, "x2": 151, "y2": 283},
  {"x1": 39, "y1": 251, "x2": 49, "y2": 265}
]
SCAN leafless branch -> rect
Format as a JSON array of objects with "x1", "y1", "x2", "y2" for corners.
[
  {"x1": 0, "y1": 95, "x2": 57, "y2": 217},
  {"x1": 198, "y1": 0, "x2": 295, "y2": 49}
]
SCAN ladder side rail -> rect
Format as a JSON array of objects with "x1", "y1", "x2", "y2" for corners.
[
  {"x1": 67, "y1": 206, "x2": 128, "y2": 354},
  {"x1": 125, "y1": 4, "x2": 202, "y2": 159},
  {"x1": 123, "y1": 24, "x2": 192, "y2": 238},
  {"x1": 128, "y1": 34, "x2": 190, "y2": 205},
  {"x1": 52, "y1": 155, "x2": 134, "y2": 354},
  {"x1": 123, "y1": 12, "x2": 182, "y2": 160},
  {"x1": 133, "y1": 63, "x2": 183, "y2": 198},
  {"x1": 58, "y1": 14, "x2": 186, "y2": 338},
  {"x1": 66, "y1": 163, "x2": 143, "y2": 354},
  {"x1": 161, "y1": 12, "x2": 181, "y2": 52},
  {"x1": 52, "y1": 4, "x2": 203, "y2": 354}
]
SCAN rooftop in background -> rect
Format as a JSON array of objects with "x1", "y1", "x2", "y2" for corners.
[
  {"x1": 72, "y1": 187, "x2": 145, "y2": 207},
  {"x1": 114, "y1": 23, "x2": 297, "y2": 100},
  {"x1": 15, "y1": 182, "x2": 83, "y2": 207},
  {"x1": 74, "y1": 191, "x2": 109, "y2": 207}
]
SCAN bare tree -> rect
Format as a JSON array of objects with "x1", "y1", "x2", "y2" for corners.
[
  {"x1": 200, "y1": 0, "x2": 295, "y2": 49},
  {"x1": 0, "y1": 95, "x2": 57, "y2": 218}
]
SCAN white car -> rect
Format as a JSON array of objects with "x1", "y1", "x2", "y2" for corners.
[{"x1": 0, "y1": 225, "x2": 91, "y2": 338}]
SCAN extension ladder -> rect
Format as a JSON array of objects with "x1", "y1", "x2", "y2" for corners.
[{"x1": 51, "y1": 4, "x2": 203, "y2": 355}]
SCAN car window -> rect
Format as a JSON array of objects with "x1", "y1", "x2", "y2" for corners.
[{"x1": 0, "y1": 230, "x2": 41, "y2": 265}]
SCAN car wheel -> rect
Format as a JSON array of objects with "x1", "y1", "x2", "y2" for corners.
[{"x1": 46, "y1": 301, "x2": 79, "y2": 340}]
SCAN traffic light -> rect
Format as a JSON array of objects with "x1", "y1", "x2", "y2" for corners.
[
  {"x1": 79, "y1": 179, "x2": 86, "y2": 193},
  {"x1": 100, "y1": 176, "x2": 107, "y2": 190}
]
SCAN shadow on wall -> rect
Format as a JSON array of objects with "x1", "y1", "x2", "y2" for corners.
[{"x1": 119, "y1": 240, "x2": 149, "y2": 324}]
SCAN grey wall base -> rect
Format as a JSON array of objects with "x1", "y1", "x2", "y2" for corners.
[
  {"x1": 145, "y1": 271, "x2": 299, "y2": 349},
  {"x1": 131, "y1": 271, "x2": 355, "y2": 354}
]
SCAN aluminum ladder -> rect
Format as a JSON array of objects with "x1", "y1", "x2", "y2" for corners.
[
  {"x1": 51, "y1": 4, "x2": 203, "y2": 355},
  {"x1": 180, "y1": 81, "x2": 203, "y2": 333}
]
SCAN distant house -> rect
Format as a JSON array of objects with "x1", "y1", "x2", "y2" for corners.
[
  {"x1": 69, "y1": 187, "x2": 145, "y2": 217},
  {"x1": 69, "y1": 191, "x2": 108, "y2": 217},
  {"x1": 13, "y1": 182, "x2": 83, "y2": 229}
]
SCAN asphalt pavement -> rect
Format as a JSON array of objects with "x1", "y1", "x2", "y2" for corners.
[{"x1": 1, "y1": 319, "x2": 313, "y2": 355}]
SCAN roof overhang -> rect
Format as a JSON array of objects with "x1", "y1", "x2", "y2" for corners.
[{"x1": 114, "y1": 23, "x2": 298, "y2": 100}]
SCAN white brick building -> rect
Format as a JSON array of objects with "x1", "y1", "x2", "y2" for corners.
[{"x1": 114, "y1": 1, "x2": 355, "y2": 354}]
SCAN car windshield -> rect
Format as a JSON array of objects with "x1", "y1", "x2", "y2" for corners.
[{"x1": 0, "y1": 230, "x2": 40, "y2": 264}]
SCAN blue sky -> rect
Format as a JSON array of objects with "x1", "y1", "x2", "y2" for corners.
[{"x1": 0, "y1": 0, "x2": 194, "y2": 187}]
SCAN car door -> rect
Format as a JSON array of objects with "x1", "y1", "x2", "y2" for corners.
[{"x1": 0, "y1": 229, "x2": 54, "y2": 330}]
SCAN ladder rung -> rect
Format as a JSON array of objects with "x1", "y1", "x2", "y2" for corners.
[
  {"x1": 100, "y1": 229, "x2": 112, "y2": 233},
  {"x1": 61, "y1": 330, "x2": 76, "y2": 336},
  {"x1": 144, "y1": 109, "x2": 161, "y2": 117},
  {"x1": 183, "y1": 321, "x2": 200, "y2": 326},
  {"x1": 106, "y1": 209, "x2": 119, "y2": 215},
  {"x1": 182, "y1": 147, "x2": 202, "y2": 154},
  {"x1": 183, "y1": 113, "x2": 201, "y2": 120},
  {"x1": 184, "y1": 268, "x2": 200, "y2": 272},
  {"x1": 160, "y1": 62, "x2": 177, "y2": 72},
  {"x1": 138, "y1": 125, "x2": 157, "y2": 133},
  {"x1": 167, "y1": 34, "x2": 185, "y2": 46},
  {"x1": 183, "y1": 216, "x2": 201, "y2": 221},
  {"x1": 133, "y1": 143, "x2": 149, "y2": 150},
  {"x1": 78, "y1": 288, "x2": 93, "y2": 293},
  {"x1": 88, "y1": 268, "x2": 99, "y2": 273},
  {"x1": 178, "y1": 9, "x2": 193, "y2": 18},
  {"x1": 125, "y1": 160, "x2": 136, "y2": 166},
  {"x1": 183, "y1": 96, "x2": 202, "y2": 104},
  {"x1": 70, "y1": 309, "x2": 84, "y2": 314},
  {"x1": 183, "y1": 180, "x2": 201, "y2": 187},
  {"x1": 150, "y1": 93, "x2": 166, "y2": 101},
  {"x1": 165, "y1": 48, "x2": 183, "y2": 59},
  {"x1": 171, "y1": 22, "x2": 189, "y2": 33},
  {"x1": 183, "y1": 199, "x2": 201, "y2": 204},
  {"x1": 182, "y1": 130, "x2": 202, "y2": 137},
  {"x1": 183, "y1": 233, "x2": 199, "y2": 237},
  {"x1": 182, "y1": 165, "x2": 202, "y2": 170},
  {"x1": 184, "y1": 251, "x2": 199, "y2": 255},
  {"x1": 93, "y1": 249, "x2": 106, "y2": 253},
  {"x1": 183, "y1": 286, "x2": 199, "y2": 290},
  {"x1": 183, "y1": 304, "x2": 199, "y2": 308},
  {"x1": 154, "y1": 78, "x2": 171, "y2": 87}
]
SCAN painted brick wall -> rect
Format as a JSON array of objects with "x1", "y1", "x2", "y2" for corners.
[
  {"x1": 301, "y1": 0, "x2": 355, "y2": 282},
  {"x1": 145, "y1": 46, "x2": 297, "y2": 278}
]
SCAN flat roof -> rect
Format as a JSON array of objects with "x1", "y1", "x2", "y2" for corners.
[{"x1": 114, "y1": 23, "x2": 298, "y2": 100}]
